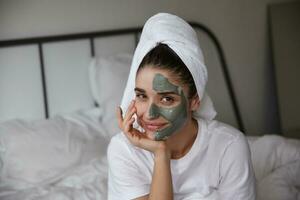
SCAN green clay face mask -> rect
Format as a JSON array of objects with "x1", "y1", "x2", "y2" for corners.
[{"x1": 150, "y1": 73, "x2": 188, "y2": 140}]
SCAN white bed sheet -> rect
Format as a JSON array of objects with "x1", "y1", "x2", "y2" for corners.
[
  {"x1": 0, "y1": 108, "x2": 110, "y2": 200},
  {"x1": 1, "y1": 109, "x2": 299, "y2": 200}
]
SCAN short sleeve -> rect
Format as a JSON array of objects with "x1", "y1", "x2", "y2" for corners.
[
  {"x1": 217, "y1": 135, "x2": 256, "y2": 200},
  {"x1": 107, "y1": 135, "x2": 150, "y2": 200}
]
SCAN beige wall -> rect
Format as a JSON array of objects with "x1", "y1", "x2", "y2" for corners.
[{"x1": 0, "y1": 0, "x2": 297, "y2": 135}]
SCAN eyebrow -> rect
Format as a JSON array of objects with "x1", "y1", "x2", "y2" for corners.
[
  {"x1": 157, "y1": 91, "x2": 179, "y2": 96},
  {"x1": 134, "y1": 88, "x2": 179, "y2": 96},
  {"x1": 134, "y1": 88, "x2": 145, "y2": 93}
]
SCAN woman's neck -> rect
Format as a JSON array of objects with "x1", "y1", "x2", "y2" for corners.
[{"x1": 166, "y1": 118, "x2": 199, "y2": 159}]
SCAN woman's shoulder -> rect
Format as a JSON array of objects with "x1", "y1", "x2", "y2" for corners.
[
  {"x1": 107, "y1": 133, "x2": 149, "y2": 160},
  {"x1": 107, "y1": 133, "x2": 153, "y2": 173},
  {"x1": 205, "y1": 119, "x2": 243, "y2": 138},
  {"x1": 107, "y1": 133, "x2": 131, "y2": 155},
  {"x1": 203, "y1": 119, "x2": 247, "y2": 150},
  {"x1": 106, "y1": 133, "x2": 136, "y2": 168},
  {"x1": 109, "y1": 132, "x2": 129, "y2": 146}
]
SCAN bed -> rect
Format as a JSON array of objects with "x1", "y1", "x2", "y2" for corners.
[{"x1": 0, "y1": 22, "x2": 299, "y2": 200}]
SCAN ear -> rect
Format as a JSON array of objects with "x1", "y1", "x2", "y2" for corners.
[{"x1": 189, "y1": 95, "x2": 200, "y2": 111}]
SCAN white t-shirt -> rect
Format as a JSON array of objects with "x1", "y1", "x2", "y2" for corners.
[{"x1": 107, "y1": 119, "x2": 256, "y2": 200}]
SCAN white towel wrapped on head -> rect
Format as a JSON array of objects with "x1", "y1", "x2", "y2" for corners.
[{"x1": 120, "y1": 13, "x2": 217, "y2": 121}]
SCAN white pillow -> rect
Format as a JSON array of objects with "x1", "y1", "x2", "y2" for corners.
[
  {"x1": 257, "y1": 160, "x2": 300, "y2": 200},
  {"x1": 0, "y1": 116, "x2": 108, "y2": 190},
  {"x1": 247, "y1": 135, "x2": 300, "y2": 181},
  {"x1": 246, "y1": 135, "x2": 300, "y2": 200},
  {"x1": 89, "y1": 54, "x2": 132, "y2": 137}
]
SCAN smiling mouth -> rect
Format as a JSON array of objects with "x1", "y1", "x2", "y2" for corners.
[{"x1": 143, "y1": 122, "x2": 169, "y2": 132}]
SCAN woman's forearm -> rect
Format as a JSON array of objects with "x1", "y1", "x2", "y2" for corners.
[{"x1": 149, "y1": 149, "x2": 173, "y2": 200}]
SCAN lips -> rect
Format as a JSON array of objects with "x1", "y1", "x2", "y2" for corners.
[{"x1": 142, "y1": 121, "x2": 168, "y2": 132}]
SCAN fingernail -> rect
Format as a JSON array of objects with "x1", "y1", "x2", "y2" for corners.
[{"x1": 118, "y1": 106, "x2": 123, "y2": 114}]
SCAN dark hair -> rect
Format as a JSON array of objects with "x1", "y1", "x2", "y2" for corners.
[{"x1": 138, "y1": 43, "x2": 197, "y2": 98}]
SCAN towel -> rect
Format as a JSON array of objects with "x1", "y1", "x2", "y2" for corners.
[{"x1": 120, "y1": 13, "x2": 217, "y2": 121}]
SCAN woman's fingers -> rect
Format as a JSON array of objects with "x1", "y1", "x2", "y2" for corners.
[
  {"x1": 125, "y1": 117, "x2": 135, "y2": 133},
  {"x1": 116, "y1": 101, "x2": 135, "y2": 130},
  {"x1": 116, "y1": 103, "x2": 169, "y2": 154},
  {"x1": 116, "y1": 102, "x2": 153, "y2": 150},
  {"x1": 124, "y1": 118, "x2": 142, "y2": 145},
  {"x1": 116, "y1": 106, "x2": 123, "y2": 129},
  {"x1": 123, "y1": 101, "x2": 136, "y2": 123},
  {"x1": 117, "y1": 101, "x2": 138, "y2": 138}
]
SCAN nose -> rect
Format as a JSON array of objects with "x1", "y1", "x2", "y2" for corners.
[{"x1": 147, "y1": 103, "x2": 160, "y2": 119}]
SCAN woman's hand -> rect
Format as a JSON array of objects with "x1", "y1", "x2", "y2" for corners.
[{"x1": 117, "y1": 100, "x2": 170, "y2": 157}]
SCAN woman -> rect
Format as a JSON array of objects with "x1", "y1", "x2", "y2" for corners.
[{"x1": 107, "y1": 13, "x2": 256, "y2": 200}]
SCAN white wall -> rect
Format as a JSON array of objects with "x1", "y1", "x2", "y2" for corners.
[{"x1": 0, "y1": 0, "x2": 297, "y2": 135}]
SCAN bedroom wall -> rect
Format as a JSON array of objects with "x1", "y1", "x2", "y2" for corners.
[{"x1": 0, "y1": 0, "x2": 297, "y2": 135}]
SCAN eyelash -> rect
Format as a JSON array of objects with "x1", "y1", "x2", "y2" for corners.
[
  {"x1": 161, "y1": 96, "x2": 174, "y2": 104},
  {"x1": 135, "y1": 93, "x2": 147, "y2": 100},
  {"x1": 135, "y1": 93, "x2": 175, "y2": 105}
]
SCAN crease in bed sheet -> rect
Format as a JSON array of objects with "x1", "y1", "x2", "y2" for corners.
[
  {"x1": 1, "y1": 109, "x2": 300, "y2": 199},
  {"x1": 0, "y1": 157, "x2": 108, "y2": 200},
  {"x1": 0, "y1": 108, "x2": 110, "y2": 200}
]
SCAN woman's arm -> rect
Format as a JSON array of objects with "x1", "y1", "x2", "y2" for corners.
[
  {"x1": 150, "y1": 148, "x2": 173, "y2": 200},
  {"x1": 117, "y1": 102, "x2": 174, "y2": 200},
  {"x1": 217, "y1": 135, "x2": 256, "y2": 199},
  {"x1": 134, "y1": 148, "x2": 173, "y2": 200}
]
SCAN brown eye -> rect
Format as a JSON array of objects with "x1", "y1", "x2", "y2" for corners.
[
  {"x1": 135, "y1": 93, "x2": 147, "y2": 101},
  {"x1": 161, "y1": 96, "x2": 174, "y2": 105}
]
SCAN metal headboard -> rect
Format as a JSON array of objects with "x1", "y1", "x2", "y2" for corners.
[{"x1": 0, "y1": 22, "x2": 244, "y2": 132}]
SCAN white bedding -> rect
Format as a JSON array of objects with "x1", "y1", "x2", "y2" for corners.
[
  {"x1": 0, "y1": 108, "x2": 110, "y2": 200},
  {"x1": 0, "y1": 109, "x2": 299, "y2": 200},
  {"x1": 247, "y1": 135, "x2": 300, "y2": 200}
]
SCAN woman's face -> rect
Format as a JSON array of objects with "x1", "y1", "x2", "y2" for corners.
[{"x1": 135, "y1": 66, "x2": 195, "y2": 141}]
